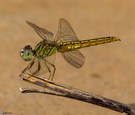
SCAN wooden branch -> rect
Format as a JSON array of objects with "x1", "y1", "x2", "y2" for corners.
[
  {"x1": 0, "y1": 111, "x2": 12, "y2": 114},
  {"x1": 20, "y1": 73, "x2": 135, "y2": 115}
]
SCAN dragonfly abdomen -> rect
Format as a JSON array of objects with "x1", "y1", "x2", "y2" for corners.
[
  {"x1": 57, "y1": 36, "x2": 120, "y2": 52},
  {"x1": 81, "y1": 36, "x2": 120, "y2": 47}
]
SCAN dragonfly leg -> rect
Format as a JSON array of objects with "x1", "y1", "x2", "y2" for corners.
[
  {"x1": 32, "y1": 60, "x2": 41, "y2": 75},
  {"x1": 21, "y1": 59, "x2": 35, "y2": 77},
  {"x1": 20, "y1": 60, "x2": 35, "y2": 80},
  {"x1": 21, "y1": 58, "x2": 41, "y2": 78},
  {"x1": 44, "y1": 61, "x2": 52, "y2": 79},
  {"x1": 43, "y1": 59, "x2": 56, "y2": 81}
]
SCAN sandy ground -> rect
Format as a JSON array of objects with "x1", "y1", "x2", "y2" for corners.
[{"x1": 0, "y1": 0, "x2": 135, "y2": 115}]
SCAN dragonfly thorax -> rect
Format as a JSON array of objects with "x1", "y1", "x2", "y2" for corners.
[
  {"x1": 34, "y1": 40, "x2": 57, "y2": 58},
  {"x1": 20, "y1": 45, "x2": 34, "y2": 61}
]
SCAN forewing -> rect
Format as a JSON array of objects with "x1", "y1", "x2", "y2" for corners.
[
  {"x1": 62, "y1": 50, "x2": 85, "y2": 68},
  {"x1": 26, "y1": 21, "x2": 54, "y2": 41},
  {"x1": 55, "y1": 19, "x2": 85, "y2": 68},
  {"x1": 55, "y1": 18, "x2": 79, "y2": 42}
]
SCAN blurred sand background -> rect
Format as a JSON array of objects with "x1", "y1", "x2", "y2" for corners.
[{"x1": 0, "y1": 0, "x2": 135, "y2": 115}]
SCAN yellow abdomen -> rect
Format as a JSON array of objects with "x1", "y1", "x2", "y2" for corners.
[{"x1": 57, "y1": 36, "x2": 120, "y2": 52}]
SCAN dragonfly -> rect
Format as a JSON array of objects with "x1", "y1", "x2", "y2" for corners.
[{"x1": 20, "y1": 18, "x2": 120, "y2": 81}]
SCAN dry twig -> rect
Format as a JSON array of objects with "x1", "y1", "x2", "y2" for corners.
[{"x1": 20, "y1": 73, "x2": 135, "y2": 115}]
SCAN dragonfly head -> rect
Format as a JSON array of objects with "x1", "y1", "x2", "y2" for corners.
[{"x1": 20, "y1": 45, "x2": 33, "y2": 61}]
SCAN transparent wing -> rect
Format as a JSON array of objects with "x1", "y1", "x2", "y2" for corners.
[
  {"x1": 62, "y1": 50, "x2": 85, "y2": 68},
  {"x1": 29, "y1": 54, "x2": 56, "y2": 76},
  {"x1": 26, "y1": 21, "x2": 54, "y2": 41},
  {"x1": 55, "y1": 18, "x2": 79, "y2": 42},
  {"x1": 55, "y1": 18, "x2": 85, "y2": 68}
]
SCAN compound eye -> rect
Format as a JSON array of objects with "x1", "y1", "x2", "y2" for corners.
[
  {"x1": 21, "y1": 50, "x2": 23, "y2": 53},
  {"x1": 20, "y1": 49, "x2": 24, "y2": 56}
]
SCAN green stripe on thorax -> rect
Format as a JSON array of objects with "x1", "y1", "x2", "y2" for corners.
[{"x1": 34, "y1": 40, "x2": 57, "y2": 58}]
